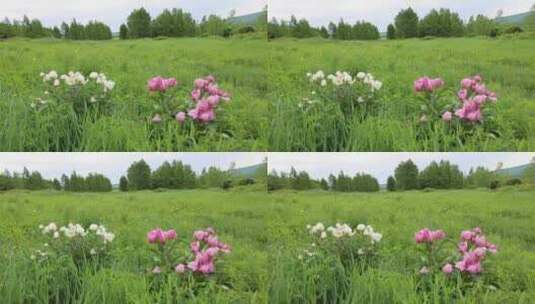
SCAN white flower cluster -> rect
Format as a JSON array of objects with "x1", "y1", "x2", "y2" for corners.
[
  {"x1": 328, "y1": 223, "x2": 356, "y2": 238},
  {"x1": 307, "y1": 222, "x2": 382, "y2": 244},
  {"x1": 40, "y1": 70, "x2": 115, "y2": 92},
  {"x1": 307, "y1": 223, "x2": 327, "y2": 239},
  {"x1": 356, "y1": 72, "x2": 383, "y2": 92},
  {"x1": 89, "y1": 223, "x2": 115, "y2": 244},
  {"x1": 59, "y1": 223, "x2": 88, "y2": 238},
  {"x1": 307, "y1": 71, "x2": 327, "y2": 86},
  {"x1": 306, "y1": 70, "x2": 383, "y2": 92},
  {"x1": 40, "y1": 71, "x2": 59, "y2": 84},
  {"x1": 328, "y1": 71, "x2": 356, "y2": 86},
  {"x1": 60, "y1": 71, "x2": 89, "y2": 86},
  {"x1": 356, "y1": 224, "x2": 383, "y2": 244},
  {"x1": 90, "y1": 72, "x2": 116, "y2": 92},
  {"x1": 39, "y1": 222, "x2": 115, "y2": 244}
]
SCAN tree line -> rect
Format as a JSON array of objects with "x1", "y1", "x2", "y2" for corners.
[
  {"x1": 0, "y1": 7, "x2": 268, "y2": 40},
  {"x1": 0, "y1": 159, "x2": 266, "y2": 192},
  {"x1": 268, "y1": 168, "x2": 380, "y2": 192},
  {"x1": 269, "y1": 6, "x2": 535, "y2": 40},
  {"x1": 268, "y1": 160, "x2": 535, "y2": 192}
]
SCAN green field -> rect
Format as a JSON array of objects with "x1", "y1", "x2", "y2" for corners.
[
  {"x1": 267, "y1": 189, "x2": 535, "y2": 303},
  {"x1": 268, "y1": 37, "x2": 535, "y2": 152},
  {"x1": 1, "y1": 188, "x2": 534, "y2": 303},
  {"x1": 0, "y1": 36, "x2": 268, "y2": 152},
  {"x1": 0, "y1": 188, "x2": 271, "y2": 303}
]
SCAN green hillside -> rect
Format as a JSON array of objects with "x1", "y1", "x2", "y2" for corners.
[
  {"x1": 230, "y1": 163, "x2": 266, "y2": 178},
  {"x1": 228, "y1": 11, "x2": 265, "y2": 25},
  {"x1": 495, "y1": 11, "x2": 532, "y2": 25},
  {"x1": 495, "y1": 163, "x2": 534, "y2": 178}
]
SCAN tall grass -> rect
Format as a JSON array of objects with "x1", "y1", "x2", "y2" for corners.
[
  {"x1": 268, "y1": 37, "x2": 535, "y2": 151},
  {"x1": 0, "y1": 37, "x2": 268, "y2": 151},
  {"x1": 266, "y1": 189, "x2": 535, "y2": 303},
  {"x1": 1, "y1": 188, "x2": 534, "y2": 303},
  {"x1": 0, "y1": 189, "x2": 270, "y2": 303}
]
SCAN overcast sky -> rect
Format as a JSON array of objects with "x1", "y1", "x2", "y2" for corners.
[
  {"x1": 0, "y1": 153, "x2": 266, "y2": 184},
  {"x1": 269, "y1": 153, "x2": 535, "y2": 184},
  {"x1": 269, "y1": 0, "x2": 534, "y2": 31},
  {"x1": 1, "y1": 0, "x2": 266, "y2": 32}
]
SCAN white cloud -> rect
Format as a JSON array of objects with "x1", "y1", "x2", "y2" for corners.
[
  {"x1": 0, "y1": 152, "x2": 267, "y2": 183},
  {"x1": 0, "y1": 0, "x2": 266, "y2": 31},
  {"x1": 268, "y1": 153, "x2": 534, "y2": 184},
  {"x1": 268, "y1": 0, "x2": 533, "y2": 31}
]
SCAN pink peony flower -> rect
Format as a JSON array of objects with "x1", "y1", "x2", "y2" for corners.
[
  {"x1": 430, "y1": 230, "x2": 446, "y2": 241},
  {"x1": 164, "y1": 229, "x2": 177, "y2": 241},
  {"x1": 175, "y1": 112, "x2": 186, "y2": 124},
  {"x1": 414, "y1": 77, "x2": 444, "y2": 92},
  {"x1": 194, "y1": 230, "x2": 209, "y2": 241},
  {"x1": 458, "y1": 89, "x2": 468, "y2": 101},
  {"x1": 147, "y1": 229, "x2": 166, "y2": 244},
  {"x1": 415, "y1": 228, "x2": 431, "y2": 243},
  {"x1": 442, "y1": 263, "x2": 453, "y2": 274},
  {"x1": 442, "y1": 111, "x2": 452, "y2": 122},
  {"x1": 175, "y1": 264, "x2": 186, "y2": 273},
  {"x1": 147, "y1": 76, "x2": 177, "y2": 92},
  {"x1": 461, "y1": 78, "x2": 473, "y2": 89},
  {"x1": 461, "y1": 230, "x2": 473, "y2": 241}
]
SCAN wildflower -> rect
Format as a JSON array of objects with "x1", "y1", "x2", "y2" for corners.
[
  {"x1": 147, "y1": 76, "x2": 177, "y2": 92},
  {"x1": 175, "y1": 112, "x2": 186, "y2": 124},
  {"x1": 152, "y1": 266, "x2": 161, "y2": 274},
  {"x1": 151, "y1": 114, "x2": 162, "y2": 124},
  {"x1": 415, "y1": 228, "x2": 446, "y2": 243},
  {"x1": 414, "y1": 77, "x2": 444, "y2": 92},
  {"x1": 442, "y1": 111, "x2": 452, "y2": 122},
  {"x1": 419, "y1": 266, "x2": 430, "y2": 274},
  {"x1": 442, "y1": 263, "x2": 453, "y2": 274},
  {"x1": 175, "y1": 264, "x2": 186, "y2": 273}
]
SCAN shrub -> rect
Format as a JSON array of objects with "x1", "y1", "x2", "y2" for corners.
[
  {"x1": 503, "y1": 26, "x2": 523, "y2": 34},
  {"x1": 238, "y1": 178, "x2": 255, "y2": 186},
  {"x1": 32, "y1": 222, "x2": 115, "y2": 269},
  {"x1": 304, "y1": 70, "x2": 383, "y2": 119},
  {"x1": 414, "y1": 227, "x2": 498, "y2": 290},
  {"x1": 146, "y1": 227, "x2": 231, "y2": 293},
  {"x1": 489, "y1": 180, "x2": 500, "y2": 190},
  {"x1": 505, "y1": 178, "x2": 522, "y2": 186},
  {"x1": 221, "y1": 180, "x2": 233, "y2": 190},
  {"x1": 303, "y1": 222, "x2": 382, "y2": 269},
  {"x1": 237, "y1": 26, "x2": 255, "y2": 34}
]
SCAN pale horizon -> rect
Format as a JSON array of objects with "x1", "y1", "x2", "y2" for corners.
[
  {"x1": 0, "y1": 153, "x2": 267, "y2": 184},
  {"x1": 269, "y1": 0, "x2": 534, "y2": 32},
  {"x1": 268, "y1": 153, "x2": 535, "y2": 184},
  {"x1": 1, "y1": 0, "x2": 266, "y2": 32}
]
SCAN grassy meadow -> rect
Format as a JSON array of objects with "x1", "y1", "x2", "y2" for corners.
[
  {"x1": 268, "y1": 37, "x2": 535, "y2": 151},
  {"x1": 267, "y1": 189, "x2": 535, "y2": 303},
  {"x1": 0, "y1": 187, "x2": 271, "y2": 303},
  {"x1": 1, "y1": 188, "x2": 534, "y2": 303},
  {"x1": 0, "y1": 36, "x2": 268, "y2": 152}
]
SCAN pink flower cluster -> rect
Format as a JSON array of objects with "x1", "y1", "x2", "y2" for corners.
[
  {"x1": 414, "y1": 228, "x2": 446, "y2": 244},
  {"x1": 450, "y1": 227, "x2": 498, "y2": 275},
  {"x1": 453, "y1": 75, "x2": 498, "y2": 123},
  {"x1": 414, "y1": 77, "x2": 444, "y2": 93},
  {"x1": 147, "y1": 76, "x2": 178, "y2": 92},
  {"x1": 147, "y1": 228, "x2": 177, "y2": 244},
  {"x1": 185, "y1": 76, "x2": 231, "y2": 124},
  {"x1": 174, "y1": 228, "x2": 231, "y2": 275}
]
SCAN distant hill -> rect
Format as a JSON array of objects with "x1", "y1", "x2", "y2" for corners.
[
  {"x1": 495, "y1": 11, "x2": 533, "y2": 25},
  {"x1": 495, "y1": 163, "x2": 534, "y2": 178},
  {"x1": 228, "y1": 12, "x2": 264, "y2": 26},
  {"x1": 230, "y1": 163, "x2": 266, "y2": 178}
]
